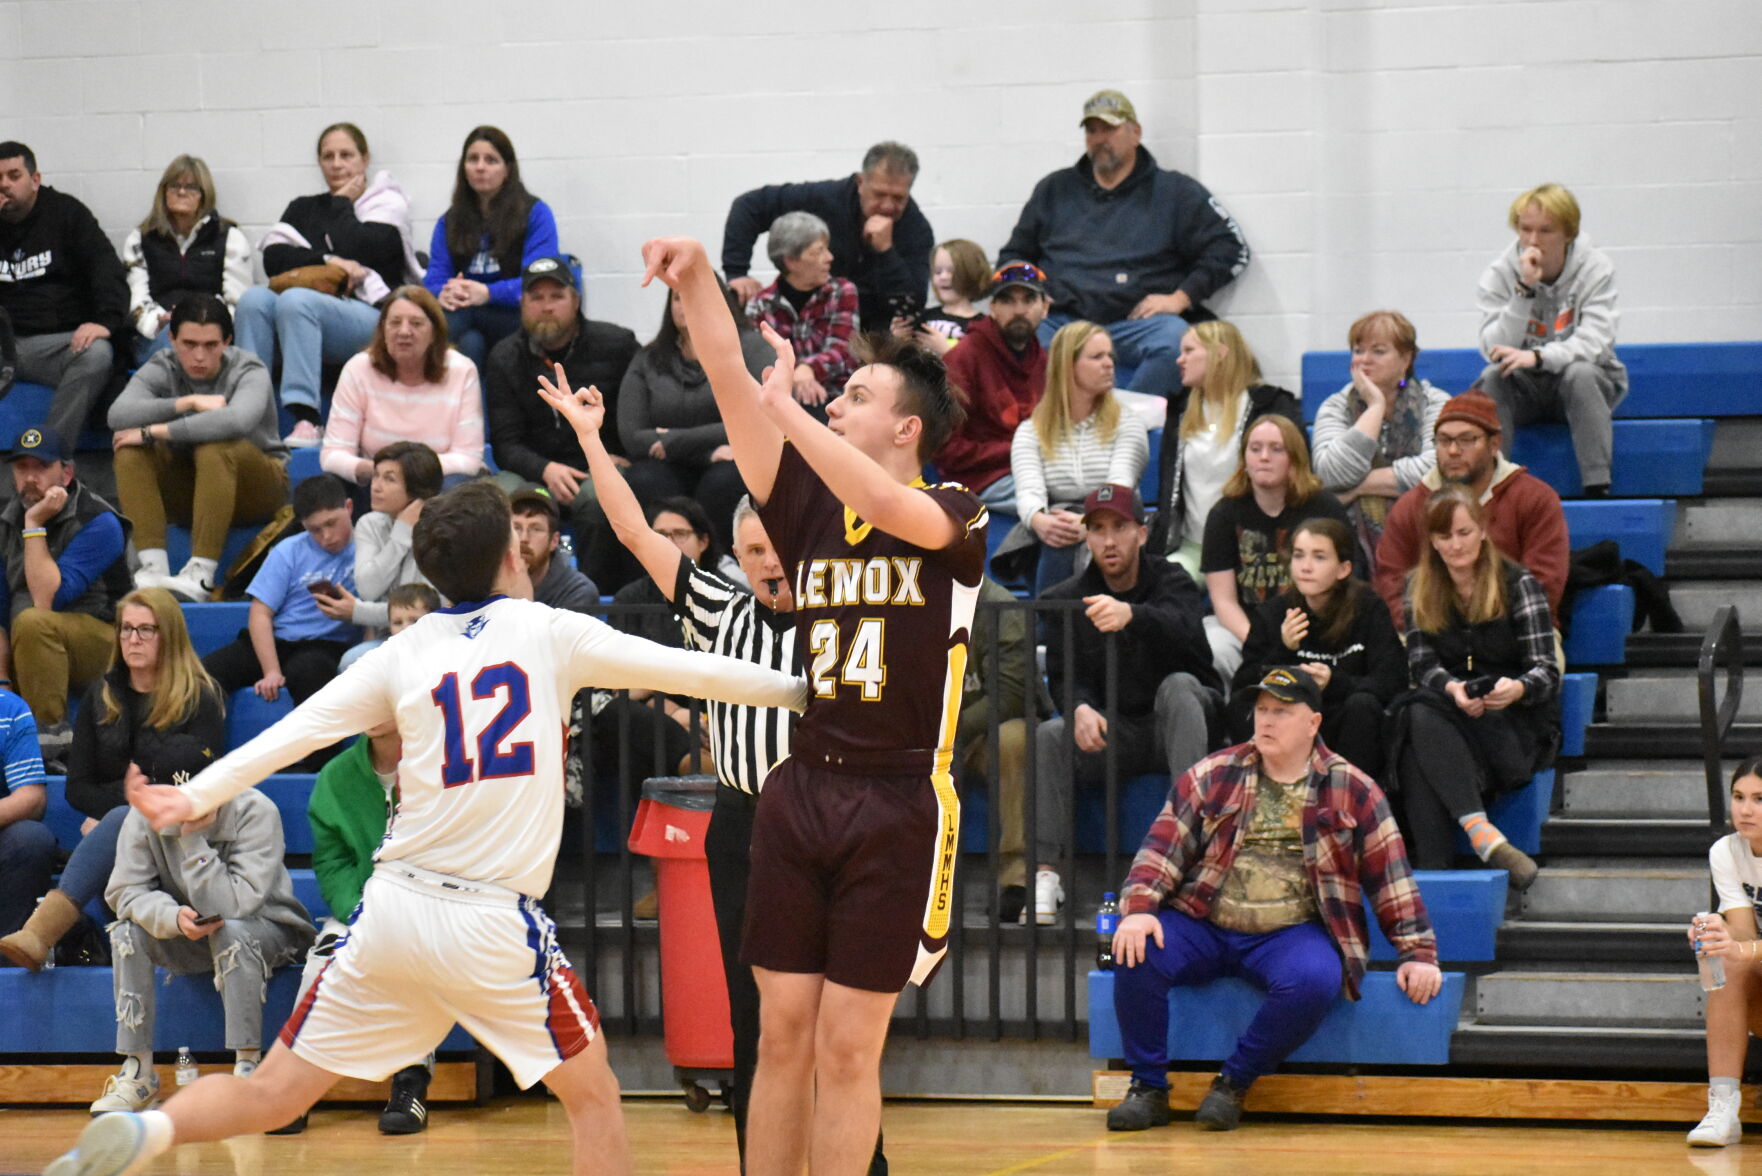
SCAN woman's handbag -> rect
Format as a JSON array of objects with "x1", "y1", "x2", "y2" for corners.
[{"x1": 268, "y1": 263, "x2": 347, "y2": 296}]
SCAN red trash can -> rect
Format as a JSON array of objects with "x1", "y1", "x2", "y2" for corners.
[{"x1": 627, "y1": 774, "x2": 733, "y2": 1110}]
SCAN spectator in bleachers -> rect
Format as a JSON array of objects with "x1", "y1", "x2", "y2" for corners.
[
  {"x1": 0, "y1": 141, "x2": 129, "y2": 451},
  {"x1": 0, "y1": 686, "x2": 51, "y2": 944},
  {"x1": 121, "y1": 155, "x2": 251, "y2": 365},
  {"x1": 0, "y1": 424, "x2": 131, "y2": 765},
  {"x1": 234, "y1": 122, "x2": 421, "y2": 448},
  {"x1": 961, "y1": 575, "x2": 1042, "y2": 923},
  {"x1": 723, "y1": 141, "x2": 932, "y2": 332},
  {"x1": 94, "y1": 781, "x2": 313, "y2": 1112},
  {"x1": 1229, "y1": 518, "x2": 1405, "y2": 780},
  {"x1": 1309, "y1": 311, "x2": 1449, "y2": 573},
  {"x1": 1201, "y1": 414, "x2": 1350, "y2": 683},
  {"x1": 202, "y1": 474, "x2": 359, "y2": 713},
  {"x1": 108, "y1": 295, "x2": 290, "y2": 603},
  {"x1": 424, "y1": 126, "x2": 559, "y2": 370},
  {"x1": 0, "y1": 588, "x2": 222, "y2": 972},
  {"x1": 743, "y1": 211, "x2": 860, "y2": 411},
  {"x1": 509, "y1": 489, "x2": 600, "y2": 613},
  {"x1": 1000, "y1": 90, "x2": 1249, "y2": 398},
  {"x1": 1001, "y1": 321, "x2": 1149, "y2": 593},
  {"x1": 1372, "y1": 389, "x2": 1568, "y2": 625},
  {"x1": 484, "y1": 258, "x2": 639, "y2": 589},
  {"x1": 320, "y1": 441, "x2": 442, "y2": 670},
  {"x1": 617, "y1": 279, "x2": 769, "y2": 551},
  {"x1": 610, "y1": 498, "x2": 744, "y2": 639},
  {"x1": 1105, "y1": 666, "x2": 1439, "y2": 1134},
  {"x1": 891, "y1": 238, "x2": 990, "y2": 357},
  {"x1": 935, "y1": 261, "x2": 1050, "y2": 512},
  {"x1": 1149, "y1": 321, "x2": 1297, "y2": 574},
  {"x1": 1390, "y1": 485, "x2": 1557, "y2": 890},
  {"x1": 1028, "y1": 485, "x2": 1219, "y2": 926},
  {"x1": 1477, "y1": 183, "x2": 1627, "y2": 496},
  {"x1": 319, "y1": 286, "x2": 484, "y2": 489}
]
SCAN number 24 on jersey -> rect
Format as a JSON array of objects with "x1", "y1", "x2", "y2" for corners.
[{"x1": 807, "y1": 618, "x2": 887, "y2": 700}]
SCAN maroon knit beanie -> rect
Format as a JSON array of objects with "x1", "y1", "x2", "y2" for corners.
[{"x1": 1435, "y1": 389, "x2": 1501, "y2": 436}]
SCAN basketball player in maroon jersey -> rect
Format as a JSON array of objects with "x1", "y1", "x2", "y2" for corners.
[{"x1": 635, "y1": 236, "x2": 986, "y2": 1175}]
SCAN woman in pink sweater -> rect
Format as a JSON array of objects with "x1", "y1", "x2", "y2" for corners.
[{"x1": 320, "y1": 286, "x2": 485, "y2": 486}]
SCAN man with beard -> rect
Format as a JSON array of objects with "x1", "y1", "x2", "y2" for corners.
[
  {"x1": 1372, "y1": 389, "x2": 1568, "y2": 625},
  {"x1": 508, "y1": 489, "x2": 599, "y2": 612},
  {"x1": 0, "y1": 423, "x2": 130, "y2": 765},
  {"x1": 1000, "y1": 91, "x2": 1249, "y2": 397},
  {"x1": 934, "y1": 262, "x2": 1051, "y2": 511},
  {"x1": 483, "y1": 257, "x2": 639, "y2": 587}
]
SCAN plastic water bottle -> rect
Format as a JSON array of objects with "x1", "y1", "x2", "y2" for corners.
[
  {"x1": 176, "y1": 1046, "x2": 199, "y2": 1088},
  {"x1": 557, "y1": 533, "x2": 578, "y2": 570},
  {"x1": 1695, "y1": 912, "x2": 1727, "y2": 992},
  {"x1": 1095, "y1": 892, "x2": 1120, "y2": 971}
]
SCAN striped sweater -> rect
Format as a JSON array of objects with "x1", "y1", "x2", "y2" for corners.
[{"x1": 1009, "y1": 407, "x2": 1149, "y2": 519}]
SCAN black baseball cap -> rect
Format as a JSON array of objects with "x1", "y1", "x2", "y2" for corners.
[
  {"x1": 1247, "y1": 667, "x2": 1322, "y2": 711},
  {"x1": 508, "y1": 488, "x2": 560, "y2": 525},
  {"x1": 7, "y1": 425, "x2": 67, "y2": 464},
  {"x1": 520, "y1": 256, "x2": 577, "y2": 293}
]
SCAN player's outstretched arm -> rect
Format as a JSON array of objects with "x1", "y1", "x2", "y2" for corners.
[
  {"x1": 566, "y1": 613, "x2": 807, "y2": 714},
  {"x1": 751, "y1": 323, "x2": 963, "y2": 552},
  {"x1": 537, "y1": 366, "x2": 687, "y2": 602},
  {"x1": 641, "y1": 236, "x2": 783, "y2": 503}
]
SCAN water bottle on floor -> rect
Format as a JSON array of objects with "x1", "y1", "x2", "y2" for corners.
[
  {"x1": 1095, "y1": 892, "x2": 1119, "y2": 971},
  {"x1": 1694, "y1": 911, "x2": 1726, "y2": 992},
  {"x1": 176, "y1": 1046, "x2": 199, "y2": 1088}
]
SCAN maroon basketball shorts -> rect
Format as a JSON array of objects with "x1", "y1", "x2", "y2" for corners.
[{"x1": 741, "y1": 756, "x2": 959, "y2": 992}]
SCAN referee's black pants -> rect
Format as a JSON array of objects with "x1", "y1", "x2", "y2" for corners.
[{"x1": 705, "y1": 784, "x2": 887, "y2": 1174}]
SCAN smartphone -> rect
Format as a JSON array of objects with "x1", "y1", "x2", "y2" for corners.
[
  {"x1": 306, "y1": 579, "x2": 339, "y2": 598},
  {"x1": 1462, "y1": 675, "x2": 1498, "y2": 700},
  {"x1": 885, "y1": 292, "x2": 925, "y2": 324},
  {"x1": 192, "y1": 913, "x2": 223, "y2": 927}
]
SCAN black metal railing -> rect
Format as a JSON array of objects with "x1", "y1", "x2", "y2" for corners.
[
  {"x1": 1697, "y1": 604, "x2": 1744, "y2": 828},
  {"x1": 570, "y1": 597, "x2": 1153, "y2": 1042}
]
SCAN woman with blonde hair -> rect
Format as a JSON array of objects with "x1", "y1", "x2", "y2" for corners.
[
  {"x1": 1004, "y1": 320, "x2": 1148, "y2": 590},
  {"x1": 1149, "y1": 320, "x2": 1299, "y2": 574},
  {"x1": 1391, "y1": 484, "x2": 1558, "y2": 890},
  {"x1": 0, "y1": 589, "x2": 225, "y2": 972},
  {"x1": 121, "y1": 155, "x2": 251, "y2": 364}
]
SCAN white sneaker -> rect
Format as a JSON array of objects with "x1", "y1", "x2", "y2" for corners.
[
  {"x1": 1688, "y1": 1084, "x2": 1744, "y2": 1146},
  {"x1": 1021, "y1": 868, "x2": 1064, "y2": 926},
  {"x1": 46, "y1": 1110, "x2": 168, "y2": 1176},
  {"x1": 234, "y1": 1057, "x2": 257, "y2": 1078},
  {"x1": 284, "y1": 420, "x2": 321, "y2": 448},
  {"x1": 89, "y1": 1065, "x2": 159, "y2": 1114},
  {"x1": 159, "y1": 558, "x2": 217, "y2": 603},
  {"x1": 133, "y1": 548, "x2": 170, "y2": 591}
]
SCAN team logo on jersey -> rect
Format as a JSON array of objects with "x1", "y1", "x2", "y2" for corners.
[{"x1": 464, "y1": 617, "x2": 488, "y2": 639}]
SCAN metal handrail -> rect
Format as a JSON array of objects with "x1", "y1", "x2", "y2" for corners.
[{"x1": 1697, "y1": 604, "x2": 1744, "y2": 828}]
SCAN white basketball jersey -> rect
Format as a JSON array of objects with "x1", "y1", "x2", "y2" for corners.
[{"x1": 181, "y1": 596, "x2": 806, "y2": 897}]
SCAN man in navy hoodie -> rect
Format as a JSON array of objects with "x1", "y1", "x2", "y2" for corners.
[
  {"x1": 0, "y1": 143, "x2": 129, "y2": 450},
  {"x1": 1001, "y1": 92, "x2": 1250, "y2": 399}
]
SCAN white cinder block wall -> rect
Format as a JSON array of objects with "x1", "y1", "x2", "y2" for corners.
[{"x1": 4, "y1": 0, "x2": 1757, "y2": 392}]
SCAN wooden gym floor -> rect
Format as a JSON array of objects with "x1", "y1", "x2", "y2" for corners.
[{"x1": 1, "y1": 1098, "x2": 1755, "y2": 1175}]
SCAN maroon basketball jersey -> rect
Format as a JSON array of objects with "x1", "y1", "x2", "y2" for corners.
[{"x1": 759, "y1": 442, "x2": 988, "y2": 778}]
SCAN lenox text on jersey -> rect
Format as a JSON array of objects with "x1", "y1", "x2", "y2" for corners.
[{"x1": 794, "y1": 556, "x2": 927, "y2": 610}]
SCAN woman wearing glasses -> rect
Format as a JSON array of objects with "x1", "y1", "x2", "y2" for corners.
[
  {"x1": 0, "y1": 589, "x2": 225, "y2": 971},
  {"x1": 121, "y1": 156, "x2": 252, "y2": 365}
]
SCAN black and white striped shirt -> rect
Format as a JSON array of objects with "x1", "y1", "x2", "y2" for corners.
[{"x1": 673, "y1": 557, "x2": 797, "y2": 796}]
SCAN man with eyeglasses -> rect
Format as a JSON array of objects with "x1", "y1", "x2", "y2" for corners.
[
  {"x1": 1371, "y1": 389, "x2": 1568, "y2": 626},
  {"x1": 0, "y1": 141, "x2": 130, "y2": 452},
  {"x1": 508, "y1": 489, "x2": 599, "y2": 613},
  {"x1": 0, "y1": 423, "x2": 131, "y2": 766},
  {"x1": 935, "y1": 262, "x2": 1051, "y2": 513}
]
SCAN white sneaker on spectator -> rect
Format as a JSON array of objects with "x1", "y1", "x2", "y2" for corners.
[
  {"x1": 284, "y1": 420, "x2": 321, "y2": 448},
  {"x1": 1021, "y1": 868, "x2": 1064, "y2": 926},
  {"x1": 134, "y1": 548, "x2": 170, "y2": 591},
  {"x1": 89, "y1": 1059, "x2": 159, "y2": 1114},
  {"x1": 234, "y1": 1058, "x2": 257, "y2": 1078},
  {"x1": 1688, "y1": 1085, "x2": 1744, "y2": 1146},
  {"x1": 160, "y1": 557, "x2": 218, "y2": 603}
]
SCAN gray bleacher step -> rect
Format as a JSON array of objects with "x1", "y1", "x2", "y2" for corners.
[
  {"x1": 1604, "y1": 670, "x2": 1762, "y2": 724},
  {"x1": 1472, "y1": 971, "x2": 1703, "y2": 1028},
  {"x1": 1496, "y1": 920, "x2": 1694, "y2": 964},
  {"x1": 1561, "y1": 762, "x2": 1721, "y2": 819},
  {"x1": 1667, "y1": 581, "x2": 1762, "y2": 630},
  {"x1": 1516, "y1": 866, "x2": 1706, "y2": 923},
  {"x1": 1677, "y1": 499, "x2": 1762, "y2": 546},
  {"x1": 1540, "y1": 817, "x2": 1724, "y2": 858},
  {"x1": 1707, "y1": 419, "x2": 1762, "y2": 469},
  {"x1": 1448, "y1": 1022, "x2": 1706, "y2": 1072}
]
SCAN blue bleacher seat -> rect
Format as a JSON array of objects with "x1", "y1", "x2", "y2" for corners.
[
  {"x1": 181, "y1": 601, "x2": 250, "y2": 658},
  {"x1": 1559, "y1": 671, "x2": 1596, "y2": 758},
  {"x1": 287, "y1": 447, "x2": 323, "y2": 484},
  {"x1": 1141, "y1": 428, "x2": 1162, "y2": 506},
  {"x1": 1512, "y1": 419, "x2": 1714, "y2": 499},
  {"x1": 1456, "y1": 768, "x2": 1553, "y2": 857},
  {"x1": 1075, "y1": 772, "x2": 1169, "y2": 856},
  {"x1": 259, "y1": 773, "x2": 317, "y2": 854},
  {"x1": 0, "y1": 381, "x2": 112, "y2": 452},
  {"x1": 288, "y1": 867, "x2": 328, "y2": 922},
  {"x1": 1560, "y1": 499, "x2": 1674, "y2": 576},
  {"x1": 1366, "y1": 869, "x2": 1507, "y2": 962},
  {"x1": 225, "y1": 688, "x2": 293, "y2": 751},
  {"x1": 1088, "y1": 968, "x2": 1467, "y2": 1066},
  {"x1": 165, "y1": 524, "x2": 265, "y2": 577},
  {"x1": 1564, "y1": 585, "x2": 1634, "y2": 666},
  {"x1": 40, "y1": 775, "x2": 85, "y2": 852}
]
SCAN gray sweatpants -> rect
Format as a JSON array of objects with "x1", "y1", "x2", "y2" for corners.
[
  {"x1": 15, "y1": 331, "x2": 114, "y2": 450},
  {"x1": 1479, "y1": 359, "x2": 1622, "y2": 487},
  {"x1": 109, "y1": 916, "x2": 308, "y2": 1054}
]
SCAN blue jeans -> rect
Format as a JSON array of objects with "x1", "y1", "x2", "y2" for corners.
[
  {"x1": 974, "y1": 473, "x2": 1017, "y2": 513},
  {"x1": 57, "y1": 805, "x2": 131, "y2": 910},
  {"x1": 445, "y1": 304, "x2": 523, "y2": 371},
  {"x1": 235, "y1": 286, "x2": 381, "y2": 415},
  {"x1": 0, "y1": 817, "x2": 57, "y2": 936},
  {"x1": 132, "y1": 328, "x2": 173, "y2": 366},
  {"x1": 1033, "y1": 540, "x2": 1078, "y2": 596},
  {"x1": 1113, "y1": 909, "x2": 1341, "y2": 1089},
  {"x1": 1037, "y1": 311, "x2": 1189, "y2": 397}
]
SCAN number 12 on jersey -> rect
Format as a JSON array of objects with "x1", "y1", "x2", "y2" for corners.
[
  {"x1": 432, "y1": 663, "x2": 536, "y2": 787},
  {"x1": 807, "y1": 618, "x2": 887, "y2": 700}
]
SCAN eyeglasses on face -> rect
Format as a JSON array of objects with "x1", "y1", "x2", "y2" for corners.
[
  {"x1": 119, "y1": 624, "x2": 161, "y2": 641},
  {"x1": 165, "y1": 183, "x2": 202, "y2": 195},
  {"x1": 1435, "y1": 431, "x2": 1488, "y2": 451}
]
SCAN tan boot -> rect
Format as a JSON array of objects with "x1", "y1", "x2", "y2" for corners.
[{"x1": 0, "y1": 889, "x2": 82, "y2": 972}]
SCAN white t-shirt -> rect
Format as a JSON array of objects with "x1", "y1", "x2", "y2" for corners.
[
  {"x1": 181, "y1": 596, "x2": 806, "y2": 897},
  {"x1": 1709, "y1": 832, "x2": 1762, "y2": 921},
  {"x1": 1180, "y1": 397, "x2": 1248, "y2": 544}
]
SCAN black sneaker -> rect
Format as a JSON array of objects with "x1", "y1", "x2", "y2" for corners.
[
  {"x1": 1106, "y1": 1080, "x2": 1172, "y2": 1131},
  {"x1": 1194, "y1": 1073, "x2": 1248, "y2": 1131},
  {"x1": 379, "y1": 1063, "x2": 430, "y2": 1134},
  {"x1": 998, "y1": 886, "x2": 1026, "y2": 924},
  {"x1": 265, "y1": 1112, "x2": 308, "y2": 1135}
]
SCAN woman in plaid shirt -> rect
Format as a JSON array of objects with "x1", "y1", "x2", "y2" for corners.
[
  {"x1": 1105, "y1": 666, "x2": 1440, "y2": 1134},
  {"x1": 743, "y1": 211, "x2": 859, "y2": 417}
]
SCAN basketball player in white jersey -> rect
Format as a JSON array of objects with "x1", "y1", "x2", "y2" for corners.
[{"x1": 44, "y1": 482, "x2": 808, "y2": 1176}]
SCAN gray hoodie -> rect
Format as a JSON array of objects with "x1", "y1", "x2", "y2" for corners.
[
  {"x1": 1476, "y1": 235, "x2": 1628, "y2": 400},
  {"x1": 107, "y1": 346, "x2": 290, "y2": 458},
  {"x1": 106, "y1": 789, "x2": 314, "y2": 945}
]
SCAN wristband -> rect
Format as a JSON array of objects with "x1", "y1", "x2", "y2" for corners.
[
  {"x1": 140, "y1": 427, "x2": 152, "y2": 445},
  {"x1": 1530, "y1": 348, "x2": 1544, "y2": 372},
  {"x1": 20, "y1": 528, "x2": 46, "y2": 541},
  {"x1": 1514, "y1": 280, "x2": 1536, "y2": 298}
]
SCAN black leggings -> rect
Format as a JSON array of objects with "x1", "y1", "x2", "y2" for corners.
[{"x1": 1398, "y1": 703, "x2": 1534, "y2": 869}]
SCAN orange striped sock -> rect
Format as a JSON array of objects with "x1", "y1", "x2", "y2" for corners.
[{"x1": 1458, "y1": 812, "x2": 1506, "y2": 861}]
